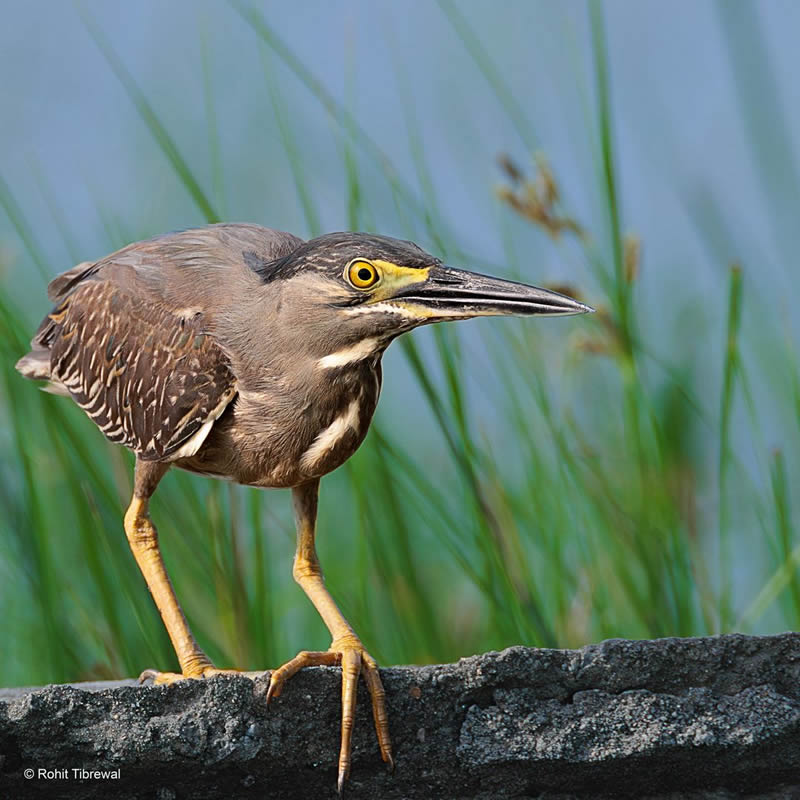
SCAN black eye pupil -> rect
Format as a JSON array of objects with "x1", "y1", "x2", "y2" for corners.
[{"x1": 357, "y1": 267, "x2": 372, "y2": 282}]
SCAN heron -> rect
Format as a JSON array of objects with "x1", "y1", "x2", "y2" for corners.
[{"x1": 16, "y1": 223, "x2": 592, "y2": 792}]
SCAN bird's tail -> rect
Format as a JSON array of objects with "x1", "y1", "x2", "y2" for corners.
[
  {"x1": 15, "y1": 349, "x2": 69, "y2": 395},
  {"x1": 16, "y1": 349, "x2": 51, "y2": 381},
  {"x1": 15, "y1": 260, "x2": 96, "y2": 385}
]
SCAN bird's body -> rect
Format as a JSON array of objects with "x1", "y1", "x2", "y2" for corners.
[
  {"x1": 17, "y1": 223, "x2": 591, "y2": 792},
  {"x1": 23, "y1": 224, "x2": 388, "y2": 488},
  {"x1": 182, "y1": 347, "x2": 381, "y2": 488}
]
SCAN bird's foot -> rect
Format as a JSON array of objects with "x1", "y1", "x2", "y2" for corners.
[
  {"x1": 267, "y1": 634, "x2": 393, "y2": 794},
  {"x1": 138, "y1": 660, "x2": 244, "y2": 685}
]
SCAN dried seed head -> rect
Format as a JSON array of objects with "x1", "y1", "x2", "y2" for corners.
[
  {"x1": 496, "y1": 152, "x2": 585, "y2": 240},
  {"x1": 624, "y1": 234, "x2": 640, "y2": 283},
  {"x1": 497, "y1": 152, "x2": 524, "y2": 183}
]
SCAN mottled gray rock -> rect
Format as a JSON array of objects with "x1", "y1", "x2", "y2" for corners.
[{"x1": 1, "y1": 633, "x2": 799, "y2": 799}]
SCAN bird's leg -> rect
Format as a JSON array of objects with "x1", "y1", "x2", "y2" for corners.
[
  {"x1": 126, "y1": 459, "x2": 233, "y2": 684},
  {"x1": 267, "y1": 479, "x2": 392, "y2": 792}
]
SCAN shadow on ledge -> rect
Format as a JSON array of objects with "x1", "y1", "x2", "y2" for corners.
[{"x1": 1, "y1": 633, "x2": 799, "y2": 799}]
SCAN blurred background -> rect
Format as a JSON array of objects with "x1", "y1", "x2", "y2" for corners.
[{"x1": 2, "y1": 0, "x2": 799, "y2": 687}]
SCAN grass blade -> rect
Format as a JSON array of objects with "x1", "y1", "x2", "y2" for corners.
[
  {"x1": 436, "y1": 0, "x2": 539, "y2": 150},
  {"x1": 78, "y1": 9, "x2": 220, "y2": 224},
  {"x1": 718, "y1": 265, "x2": 742, "y2": 629}
]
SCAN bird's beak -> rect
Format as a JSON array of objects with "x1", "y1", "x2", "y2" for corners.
[{"x1": 390, "y1": 264, "x2": 594, "y2": 320}]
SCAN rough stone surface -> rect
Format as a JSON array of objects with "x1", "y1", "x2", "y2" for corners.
[{"x1": 1, "y1": 633, "x2": 799, "y2": 799}]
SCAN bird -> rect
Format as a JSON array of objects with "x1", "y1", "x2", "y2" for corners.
[{"x1": 16, "y1": 223, "x2": 592, "y2": 792}]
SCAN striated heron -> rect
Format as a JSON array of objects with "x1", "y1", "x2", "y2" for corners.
[{"x1": 16, "y1": 224, "x2": 592, "y2": 792}]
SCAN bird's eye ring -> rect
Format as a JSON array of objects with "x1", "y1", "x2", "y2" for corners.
[{"x1": 346, "y1": 259, "x2": 380, "y2": 290}]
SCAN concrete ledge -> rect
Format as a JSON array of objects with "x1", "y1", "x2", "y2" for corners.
[{"x1": 1, "y1": 633, "x2": 799, "y2": 799}]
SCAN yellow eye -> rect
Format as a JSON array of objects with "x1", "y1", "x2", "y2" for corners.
[{"x1": 346, "y1": 259, "x2": 380, "y2": 289}]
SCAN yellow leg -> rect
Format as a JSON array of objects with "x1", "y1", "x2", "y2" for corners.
[
  {"x1": 126, "y1": 460, "x2": 234, "y2": 683},
  {"x1": 267, "y1": 479, "x2": 393, "y2": 793}
]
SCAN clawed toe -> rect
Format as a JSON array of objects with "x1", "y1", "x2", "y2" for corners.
[
  {"x1": 266, "y1": 639, "x2": 392, "y2": 792},
  {"x1": 138, "y1": 668, "x2": 185, "y2": 685},
  {"x1": 266, "y1": 650, "x2": 339, "y2": 701},
  {"x1": 138, "y1": 665, "x2": 242, "y2": 685}
]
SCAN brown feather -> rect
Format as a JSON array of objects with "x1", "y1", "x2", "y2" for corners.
[{"x1": 41, "y1": 281, "x2": 236, "y2": 461}]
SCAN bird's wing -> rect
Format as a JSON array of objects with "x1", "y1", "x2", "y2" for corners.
[
  {"x1": 37, "y1": 279, "x2": 236, "y2": 461},
  {"x1": 27, "y1": 224, "x2": 307, "y2": 460},
  {"x1": 46, "y1": 223, "x2": 305, "y2": 305}
]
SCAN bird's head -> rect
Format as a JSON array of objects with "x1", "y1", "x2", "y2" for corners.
[{"x1": 257, "y1": 232, "x2": 592, "y2": 345}]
